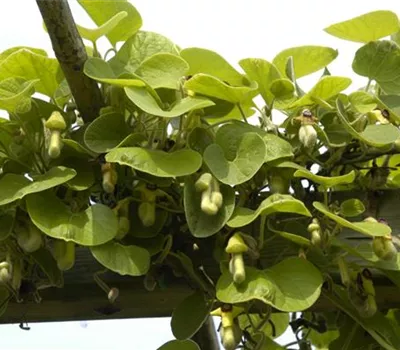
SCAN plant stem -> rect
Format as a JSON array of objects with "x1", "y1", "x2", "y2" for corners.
[
  {"x1": 258, "y1": 215, "x2": 267, "y2": 250},
  {"x1": 237, "y1": 103, "x2": 249, "y2": 124}
]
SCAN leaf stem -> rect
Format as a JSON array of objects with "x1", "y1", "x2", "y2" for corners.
[
  {"x1": 237, "y1": 103, "x2": 249, "y2": 124},
  {"x1": 258, "y1": 215, "x2": 267, "y2": 250}
]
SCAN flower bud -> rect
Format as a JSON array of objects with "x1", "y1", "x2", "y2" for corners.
[{"x1": 299, "y1": 124, "x2": 317, "y2": 149}]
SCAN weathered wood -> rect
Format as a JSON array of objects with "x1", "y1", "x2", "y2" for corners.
[
  {"x1": 36, "y1": 0, "x2": 104, "y2": 122},
  {"x1": 2, "y1": 190, "x2": 400, "y2": 323}
]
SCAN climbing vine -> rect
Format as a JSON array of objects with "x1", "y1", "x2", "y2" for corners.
[{"x1": 0, "y1": 3, "x2": 400, "y2": 349}]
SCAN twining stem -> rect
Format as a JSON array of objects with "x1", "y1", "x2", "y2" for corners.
[{"x1": 258, "y1": 215, "x2": 267, "y2": 250}]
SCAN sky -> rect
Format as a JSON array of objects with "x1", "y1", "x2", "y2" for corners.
[{"x1": 0, "y1": 0, "x2": 400, "y2": 349}]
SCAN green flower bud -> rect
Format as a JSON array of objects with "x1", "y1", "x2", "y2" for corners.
[
  {"x1": 138, "y1": 202, "x2": 156, "y2": 227},
  {"x1": 373, "y1": 236, "x2": 397, "y2": 261}
]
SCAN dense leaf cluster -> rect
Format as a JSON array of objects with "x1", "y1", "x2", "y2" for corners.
[{"x1": 1, "y1": 3, "x2": 400, "y2": 349}]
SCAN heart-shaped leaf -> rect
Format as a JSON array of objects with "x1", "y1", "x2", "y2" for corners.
[
  {"x1": 184, "y1": 176, "x2": 235, "y2": 238},
  {"x1": 204, "y1": 132, "x2": 266, "y2": 186},
  {"x1": 184, "y1": 74, "x2": 258, "y2": 103},
  {"x1": 109, "y1": 31, "x2": 179, "y2": 75},
  {"x1": 135, "y1": 53, "x2": 189, "y2": 89},
  {"x1": 290, "y1": 76, "x2": 351, "y2": 108},
  {"x1": 187, "y1": 127, "x2": 214, "y2": 155},
  {"x1": 340, "y1": 199, "x2": 366, "y2": 217},
  {"x1": 239, "y1": 58, "x2": 281, "y2": 106},
  {"x1": 228, "y1": 194, "x2": 311, "y2": 228},
  {"x1": 264, "y1": 257, "x2": 323, "y2": 312},
  {"x1": 215, "y1": 122, "x2": 293, "y2": 163},
  {"x1": 352, "y1": 40, "x2": 400, "y2": 94},
  {"x1": 124, "y1": 86, "x2": 214, "y2": 117},
  {"x1": 313, "y1": 201, "x2": 391, "y2": 237},
  {"x1": 106, "y1": 148, "x2": 202, "y2": 177},
  {"x1": 216, "y1": 266, "x2": 277, "y2": 306},
  {"x1": 84, "y1": 111, "x2": 132, "y2": 153},
  {"x1": 91, "y1": 241, "x2": 150, "y2": 276},
  {"x1": 349, "y1": 91, "x2": 378, "y2": 113},
  {"x1": 27, "y1": 191, "x2": 118, "y2": 246},
  {"x1": 157, "y1": 340, "x2": 200, "y2": 350},
  {"x1": 78, "y1": 0, "x2": 142, "y2": 46},
  {"x1": 181, "y1": 47, "x2": 244, "y2": 86},
  {"x1": 0, "y1": 166, "x2": 76, "y2": 206},
  {"x1": 0, "y1": 77, "x2": 38, "y2": 113},
  {"x1": 324, "y1": 11, "x2": 400, "y2": 43},
  {"x1": 0, "y1": 48, "x2": 62, "y2": 96},
  {"x1": 336, "y1": 99, "x2": 400, "y2": 147},
  {"x1": 273, "y1": 46, "x2": 338, "y2": 79},
  {"x1": 171, "y1": 291, "x2": 213, "y2": 340}
]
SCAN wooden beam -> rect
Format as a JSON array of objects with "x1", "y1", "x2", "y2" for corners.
[{"x1": 2, "y1": 190, "x2": 400, "y2": 323}]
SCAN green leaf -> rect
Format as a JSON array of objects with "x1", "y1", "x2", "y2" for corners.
[
  {"x1": 239, "y1": 313, "x2": 289, "y2": 340},
  {"x1": 181, "y1": 48, "x2": 244, "y2": 86},
  {"x1": 27, "y1": 191, "x2": 118, "y2": 246},
  {"x1": 336, "y1": 98, "x2": 400, "y2": 147},
  {"x1": 184, "y1": 176, "x2": 235, "y2": 238},
  {"x1": 239, "y1": 58, "x2": 281, "y2": 106},
  {"x1": 76, "y1": 11, "x2": 128, "y2": 43},
  {"x1": 91, "y1": 241, "x2": 150, "y2": 276},
  {"x1": 0, "y1": 209, "x2": 15, "y2": 241},
  {"x1": 324, "y1": 11, "x2": 400, "y2": 43},
  {"x1": 270, "y1": 78, "x2": 294, "y2": 99},
  {"x1": 106, "y1": 148, "x2": 202, "y2": 177},
  {"x1": 0, "y1": 166, "x2": 76, "y2": 206},
  {"x1": 273, "y1": 46, "x2": 338, "y2": 79},
  {"x1": 293, "y1": 169, "x2": 356, "y2": 188},
  {"x1": 157, "y1": 340, "x2": 199, "y2": 350},
  {"x1": 352, "y1": 40, "x2": 400, "y2": 94},
  {"x1": 84, "y1": 112, "x2": 131, "y2": 153},
  {"x1": 313, "y1": 201, "x2": 391, "y2": 237},
  {"x1": 187, "y1": 127, "x2": 214, "y2": 155},
  {"x1": 203, "y1": 132, "x2": 266, "y2": 186},
  {"x1": 128, "y1": 201, "x2": 168, "y2": 238},
  {"x1": 228, "y1": 194, "x2": 311, "y2": 228},
  {"x1": 349, "y1": 91, "x2": 378, "y2": 113},
  {"x1": 0, "y1": 287, "x2": 9, "y2": 318},
  {"x1": 0, "y1": 78, "x2": 38, "y2": 113},
  {"x1": 216, "y1": 266, "x2": 277, "y2": 306},
  {"x1": 30, "y1": 248, "x2": 63, "y2": 287},
  {"x1": 377, "y1": 95, "x2": 400, "y2": 123},
  {"x1": 135, "y1": 53, "x2": 189, "y2": 89},
  {"x1": 340, "y1": 198, "x2": 366, "y2": 217},
  {"x1": 290, "y1": 76, "x2": 352, "y2": 108},
  {"x1": 184, "y1": 74, "x2": 257, "y2": 103},
  {"x1": 265, "y1": 257, "x2": 323, "y2": 311},
  {"x1": 109, "y1": 31, "x2": 179, "y2": 75},
  {"x1": 84, "y1": 57, "x2": 146, "y2": 87},
  {"x1": 0, "y1": 48, "x2": 62, "y2": 96},
  {"x1": 63, "y1": 159, "x2": 95, "y2": 191},
  {"x1": 124, "y1": 86, "x2": 214, "y2": 117},
  {"x1": 324, "y1": 285, "x2": 400, "y2": 350},
  {"x1": 0, "y1": 46, "x2": 47, "y2": 61},
  {"x1": 171, "y1": 291, "x2": 213, "y2": 340},
  {"x1": 214, "y1": 122, "x2": 293, "y2": 163},
  {"x1": 78, "y1": 0, "x2": 142, "y2": 46}
]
